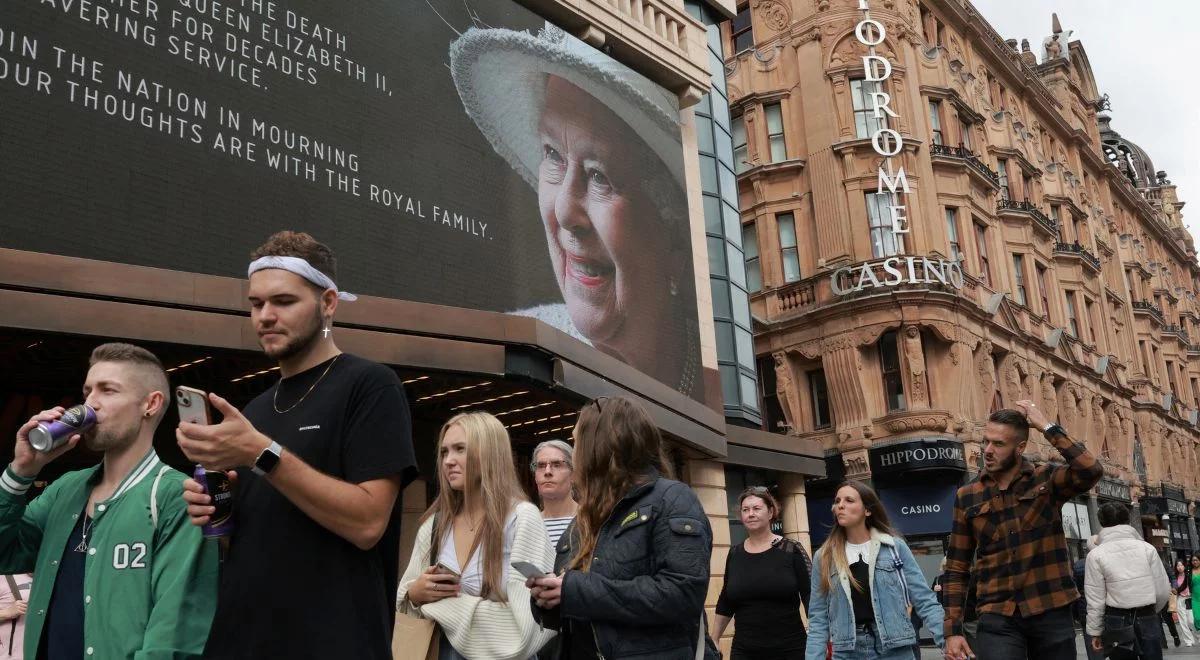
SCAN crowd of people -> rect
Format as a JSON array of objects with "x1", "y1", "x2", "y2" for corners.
[{"x1": 2, "y1": 231, "x2": 1199, "y2": 660}]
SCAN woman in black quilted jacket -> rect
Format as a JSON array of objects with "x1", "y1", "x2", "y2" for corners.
[{"x1": 527, "y1": 396, "x2": 718, "y2": 660}]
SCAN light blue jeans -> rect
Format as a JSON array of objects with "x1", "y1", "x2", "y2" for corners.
[{"x1": 832, "y1": 629, "x2": 914, "y2": 660}]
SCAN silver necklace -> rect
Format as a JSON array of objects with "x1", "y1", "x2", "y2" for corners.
[{"x1": 74, "y1": 514, "x2": 93, "y2": 553}]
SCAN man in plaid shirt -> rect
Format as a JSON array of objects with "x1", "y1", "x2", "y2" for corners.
[{"x1": 944, "y1": 401, "x2": 1103, "y2": 660}]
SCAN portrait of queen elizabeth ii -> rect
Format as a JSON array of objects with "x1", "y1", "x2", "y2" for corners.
[{"x1": 450, "y1": 24, "x2": 702, "y2": 399}]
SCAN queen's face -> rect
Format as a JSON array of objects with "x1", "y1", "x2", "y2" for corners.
[{"x1": 536, "y1": 75, "x2": 675, "y2": 353}]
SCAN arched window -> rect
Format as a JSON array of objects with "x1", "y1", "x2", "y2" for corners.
[{"x1": 879, "y1": 330, "x2": 905, "y2": 411}]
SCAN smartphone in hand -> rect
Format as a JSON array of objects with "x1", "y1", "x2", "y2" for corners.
[
  {"x1": 175, "y1": 387, "x2": 213, "y2": 425},
  {"x1": 434, "y1": 562, "x2": 461, "y2": 582},
  {"x1": 511, "y1": 561, "x2": 548, "y2": 580}
]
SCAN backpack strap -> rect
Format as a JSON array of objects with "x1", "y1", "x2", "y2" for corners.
[
  {"x1": 149, "y1": 465, "x2": 172, "y2": 529},
  {"x1": 428, "y1": 513, "x2": 441, "y2": 566},
  {"x1": 889, "y1": 544, "x2": 912, "y2": 609}
]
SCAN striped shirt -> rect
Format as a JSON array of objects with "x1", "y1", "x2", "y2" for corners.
[
  {"x1": 943, "y1": 429, "x2": 1102, "y2": 635},
  {"x1": 543, "y1": 516, "x2": 575, "y2": 549}
]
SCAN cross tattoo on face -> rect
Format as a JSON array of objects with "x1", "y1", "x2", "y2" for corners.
[{"x1": 322, "y1": 326, "x2": 331, "y2": 338}]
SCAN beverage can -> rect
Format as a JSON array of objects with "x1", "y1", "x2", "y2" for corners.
[
  {"x1": 195, "y1": 465, "x2": 236, "y2": 538},
  {"x1": 28, "y1": 404, "x2": 96, "y2": 453}
]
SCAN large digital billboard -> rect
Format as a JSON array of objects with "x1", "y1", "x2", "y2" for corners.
[{"x1": 1, "y1": 0, "x2": 703, "y2": 401}]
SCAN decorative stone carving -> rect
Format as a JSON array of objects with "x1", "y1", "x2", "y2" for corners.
[
  {"x1": 756, "y1": 0, "x2": 791, "y2": 32},
  {"x1": 974, "y1": 341, "x2": 995, "y2": 414},
  {"x1": 1057, "y1": 382, "x2": 1078, "y2": 431},
  {"x1": 880, "y1": 410, "x2": 953, "y2": 434},
  {"x1": 902, "y1": 326, "x2": 929, "y2": 409},
  {"x1": 773, "y1": 351, "x2": 797, "y2": 433},
  {"x1": 1040, "y1": 373, "x2": 1058, "y2": 421}
]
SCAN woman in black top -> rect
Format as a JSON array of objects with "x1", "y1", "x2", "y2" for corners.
[{"x1": 712, "y1": 487, "x2": 812, "y2": 659}]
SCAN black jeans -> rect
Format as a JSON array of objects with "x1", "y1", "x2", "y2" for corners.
[
  {"x1": 975, "y1": 604, "x2": 1076, "y2": 660},
  {"x1": 1100, "y1": 610, "x2": 1163, "y2": 660}
]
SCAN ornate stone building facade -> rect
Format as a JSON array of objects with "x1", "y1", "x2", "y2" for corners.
[{"x1": 723, "y1": 0, "x2": 1200, "y2": 562}]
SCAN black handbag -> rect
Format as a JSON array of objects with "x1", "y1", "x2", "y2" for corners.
[
  {"x1": 1100, "y1": 618, "x2": 1138, "y2": 660},
  {"x1": 1186, "y1": 597, "x2": 1193, "y2": 610}
]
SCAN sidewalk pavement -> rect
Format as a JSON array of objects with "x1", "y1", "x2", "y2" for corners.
[{"x1": 917, "y1": 638, "x2": 1200, "y2": 658}]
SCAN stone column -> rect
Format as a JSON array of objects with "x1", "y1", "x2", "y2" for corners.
[
  {"x1": 1087, "y1": 492, "x2": 1100, "y2": 538},
  {"x1": 778, "y1": 472, "x2": 812, "y2": 555},
  {"x1": 685, "y1": 458, "x2": 732, "y2": 657}
]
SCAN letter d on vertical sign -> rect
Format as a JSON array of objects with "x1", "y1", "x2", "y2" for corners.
[{"x1": 862, "y1": 55, "x2": 892, "y2": 82}]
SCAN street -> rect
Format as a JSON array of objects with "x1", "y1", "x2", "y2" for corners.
[{"x1": 918, "y1": 639, "x2": 1200, "y2": 658}]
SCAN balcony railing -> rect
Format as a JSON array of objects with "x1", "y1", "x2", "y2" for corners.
[
  {"x1": 1189, "y1": 344, "x2": 1200, "y2": 355},
  {"x1": 776, "y1": 280, "x2": 816, "y2": 313},
  {"x1": 998, "y1": 198, "x2": 1058, "y2": 236},
  {"x1": 1163, "y1": 325, "x2": 1191, "y2": 344},
  {"x1": 1132, "y1": 300, "x2": 1166, "y2": 325},
  {"x1": 929, "y1": 143, "x2": 1001, "y2": 187},
  {"x1": 1054, "y1": 241, "x2": 1102, "y2": 271}
]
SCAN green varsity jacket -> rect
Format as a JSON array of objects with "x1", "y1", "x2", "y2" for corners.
[{"x1": 0, "y1": 450, "x2": 218, "y2": 659}]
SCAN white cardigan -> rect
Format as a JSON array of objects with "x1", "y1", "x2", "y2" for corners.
[{"x1": 397, "y1": 501, "x2": 556, "y2": 659}]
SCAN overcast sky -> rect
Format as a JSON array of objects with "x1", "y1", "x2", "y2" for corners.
[{"x1": 971, "y1": 1, "x2": 1200, "y2": 245}]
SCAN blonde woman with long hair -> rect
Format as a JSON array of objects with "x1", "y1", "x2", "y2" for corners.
[
  {"x1": 526, "y1": 396, "x2": 718, "y2": 659},
  {"x1": 398, "y1": 412, "x2": 555, "y2": 659},
  {"x1": 805, "y1": 482, "x2": 944, "y2": 660}
]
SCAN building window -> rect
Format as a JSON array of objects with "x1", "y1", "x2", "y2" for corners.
[
  {"x1": 732, "y1": 115, "x2": 749, "y2": 174},
  {"x1": 928, "y1": 99, "x2": 943, "y2": 145},
  {"x1": 743, "y1": 223, "x2": 761, "y2": 292},
  {"x1": 867, "y1": 192, "x2": 904, "y2": 258},
  {"x1": 946, "y1": 207, "x2": 961, "y2": 261},
  {"x1": 1050, "y1": 205, "x2": 1063, "y2": 238},
  {"x1": 1065, "y1": 291, "x2": 1080, "y2": 337},
  {"x1": 764, "y1": 102, "x2": 786, "y2": 162},
  {"x1": 809, "y1": 369, "x2": 831, "y2": 429},
  {"x1": 731, "y1": 5, "x2": 753, "y2": 53},
  {"x1": 997, "y1": 158, "x2": 1010, "y2": 200},
  {"x1": 973, "y1": 221, "x2": 991, "y2": 287},
  {"x1": 1021, "y1": 172, "x2": 1033, "y2": 202},
  {"x1": 851, "y1": 78, "x2": 885, "y2": 139},
  {"x1": 959, "y1": 115, "x2": 973, "y2": 150},
  {"x1": 879, "y1": 330, "x2": 906, "y2": 412},
  {"x1": 1012, "y1": 254, "x2": 1027, "y2": 306},
  {"x1": 777, "y1": 212, "x2": 800, "y2": 283},
  {"x1": 1036, "y1": 263, "x2": 1051, "y2": 318},
  {"x1": 1085, "y1": 298, "x2": 1098, "y2": 345}
]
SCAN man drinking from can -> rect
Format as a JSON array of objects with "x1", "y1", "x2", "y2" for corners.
[{"x1": 0, "y1": 342, "x2": 218, "y2": 659}]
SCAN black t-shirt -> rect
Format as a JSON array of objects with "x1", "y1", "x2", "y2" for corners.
[
  {"x1": 715, "y1": 541, "x2": 811, "y2": 652},
  {"x1": 39, "y1": 511, "x2": 87, "y2": 660},
  {"x1": 204, "y1": 354, "x2": 417, "y2": 660},
  {"x1": 849, "y1": 555, "x2": 873, "y2": 627}
]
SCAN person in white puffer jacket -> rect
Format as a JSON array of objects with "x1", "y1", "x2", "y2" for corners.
[{"x1": 1084, "y1": 502, "x2": 1171, "y2": 658}]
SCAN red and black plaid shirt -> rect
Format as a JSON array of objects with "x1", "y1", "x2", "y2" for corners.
[{"x1": 943, "y1": 430, "x2": 1103, "y2": 635}]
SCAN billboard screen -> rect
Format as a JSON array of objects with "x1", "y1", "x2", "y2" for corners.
[{"x1": 0, "y1": 0, "x2": 703, "y2": 400}]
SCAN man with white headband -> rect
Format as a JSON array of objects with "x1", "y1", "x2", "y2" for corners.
[{"x1": 177, "y1": 231, "x2": 417, "y2": 659}]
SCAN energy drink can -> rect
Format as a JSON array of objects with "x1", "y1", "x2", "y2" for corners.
[
  {"x1": 27, "y1": 404, "x2": 96, "y2": 452},
  {"x1": 195, "y1": 465, "x2": 235, "y2": 538}
]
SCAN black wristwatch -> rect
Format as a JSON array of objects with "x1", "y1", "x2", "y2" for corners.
[
  {"x1": 252, "y1": 441, "x2": 282, "y2": 476},
  {"x1": 1042, "y1": 423, "x2": 1066, "y2": 437}
]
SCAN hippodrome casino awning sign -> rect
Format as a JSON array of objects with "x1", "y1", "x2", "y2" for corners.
[{"x1": 0, "y1": 0, "x2": 706, "y2": 401}]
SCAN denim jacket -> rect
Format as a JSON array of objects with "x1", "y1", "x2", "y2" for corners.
[{"x1": 804, "y1": 530, "x2": 944, "y2": 659}]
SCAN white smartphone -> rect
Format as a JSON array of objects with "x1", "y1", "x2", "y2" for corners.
[
  {"x1": 511, "y1": 561, "x2": 548, "y2": 580},
  {"x1": 175, "y1": 386, "x2": 213, "y2": 425}
]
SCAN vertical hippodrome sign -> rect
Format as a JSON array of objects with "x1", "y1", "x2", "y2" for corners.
[{"x1": 857, "y1": 0, "x2": 910, "y2": 235}]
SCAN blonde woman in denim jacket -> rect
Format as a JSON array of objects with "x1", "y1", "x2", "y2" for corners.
[{"x1": 805, "y1": 482, "x2": 944, "y2": 660}]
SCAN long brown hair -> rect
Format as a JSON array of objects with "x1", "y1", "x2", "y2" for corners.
[
  {"x1": 420, "y1": 411, "x2": 527, "y2": 601},
  {"x1": 817, "y1": 481, "x2": 899, "y2": 595},
  {"x1": 570, "y1": 396, "x2": 673, "y2": 571}
]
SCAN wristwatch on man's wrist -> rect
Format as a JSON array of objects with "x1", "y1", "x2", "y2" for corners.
[
  {"x1": 252, "y1": 440, "x2": 283, "y2": 476},
  {"x1": 1042, "y1": 422, "x2": 1065, "y2": 437}
]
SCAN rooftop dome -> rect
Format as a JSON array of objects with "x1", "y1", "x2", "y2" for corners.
[{"x1": 1098, "y1": 114, "x2": 1161, "y2": 189}]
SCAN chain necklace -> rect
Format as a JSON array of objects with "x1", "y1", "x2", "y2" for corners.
[
  {"x1": 273, "y1": 354, "x2": 341, "y2": 414},
  {"x1": 74, "y1": 514, "x2": 93, "y2": 553}
]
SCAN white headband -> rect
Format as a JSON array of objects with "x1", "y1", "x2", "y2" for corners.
[{"x1": 247, "y1": 256, "x2": 358, "y2": 301}]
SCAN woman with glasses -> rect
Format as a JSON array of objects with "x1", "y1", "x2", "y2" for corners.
[
  {"x1": 526, "y1": 396, "x2": 718, "y2": 659},
  {"x1": 398, "y1": 411, "x2": 554, "y2": 659},
  {"x1": 531, "y1": 440, "x2": 578, "y2": 549},
  {"x1": 805, "y1": 482, "x2": 944, "y2": 660},
  {"x1": 712, "y1": 487, "x2": 812, "y2": 659}
]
